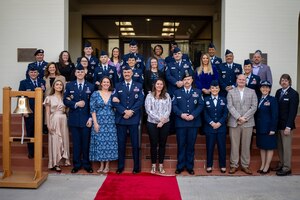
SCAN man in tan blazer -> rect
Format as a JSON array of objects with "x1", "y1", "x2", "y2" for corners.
[{"x1": 227, "y1": 74, "x2": 257, "y2": 174}]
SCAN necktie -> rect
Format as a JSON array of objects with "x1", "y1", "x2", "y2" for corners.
[
  {"x1": 186, "y1": 89, "x2": 189, "y2": 94},
  {"x1": 34, "y1": 81, "x2": 38, "y2": 88},
  {"x1": 126, "y1": 83, "x2": 130, "y2": 92},
  {"x1": 79, "y1": 83, "x2": 83, "y2": 91},
  {"x1": 246, "y1": 76, "x2": 249, "y2": 85},
  {"x1": 213, "y1": 97, "x2": 217, "y2": 106},
  {"x1": 280, "y1": 89, "x2": 285, "y2": 100},
  {"x1": 259, "y1": 97, "x2": 264, "y2": 107},
  {"x1": 104, "y1": 66, "x2": 107, "y2": 71}
]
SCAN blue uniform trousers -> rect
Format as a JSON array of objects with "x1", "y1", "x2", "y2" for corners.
[
  {"x1": 205, "y1": 131, "x2": 226, "y2": 168},
  {"x1": 24, "y1": 115, "x2": 34, "y2": 157},
  {"x1": 117, "y1": 124, "x2": 140, "y2": 171},
  {"x1": 69, "y1": 126, "x2": 91, "y2": 169},
  {"x1": 176, "y1": 127, "x2": 198, "y2": 170}
]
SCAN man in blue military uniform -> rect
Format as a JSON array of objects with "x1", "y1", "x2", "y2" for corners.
[
  {"x1": 243, "y1": 59, "x2": 261, "y2": 98},
  {"x1": 203, "y1": 80, "x2": 228, "y2": 173},
  {"x1": 207, "y1": 42, "x2": 222, "y2": 71},
  {"x1": 218, "y1": 49, "x2": 242, "y2": 97},
  {"x1": 93, "y1": 50, "x2": 119, "y2": 89},
  {"x1": 77, "y1": 41, "x2": 99, "y2": 73},
  {"x1": 19, "y1": 66, "x2": 45, "y2": 159},
  {"x1": 112, "y1": 65, "x2": 144, "y2": 174},
  {"x1": 26, "y1": 49, "x2": 48, "y2": 79},
  {"x1": 120, "y1": 53, "x2": 144, "y2": 84},
  {"x1": 122, "y1": 40, "x2": 145, "y2": 71},
  {"x1": 165, "y1": 47, "x2": 194, "y2": 97},
  {"x1": 165, "y1": 42, "x2": 191, "y2": 65},
  {"x1": 172, "y1": 72, "x2": 204, "y2": 175},
  {"x1": 63, "y1": 64, "x2": 94, "y2": 173}
]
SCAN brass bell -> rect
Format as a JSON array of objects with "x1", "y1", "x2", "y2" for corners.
[{"x1": 13, "y1": 96, "x2": 33, "y2": 114}]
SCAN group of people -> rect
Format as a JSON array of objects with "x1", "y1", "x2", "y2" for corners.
[{"x1": 18, "y1": 40, "x2": 299, "y2": 177}]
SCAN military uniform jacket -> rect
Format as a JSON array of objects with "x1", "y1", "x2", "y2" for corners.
[
  {"x1": 76, "y1": 56, "x2": 99, "y2": 74},
  {"x1": 203, "y1": 96, "x2": 228, "y2": 133},
  {"x1": 165, "y1": 53, "x2": 190, "y2": 64},
  {"x1": 255, "y1": 95, "x2": 278, "y2": 134},
  {"x1": 63, "y1": 81, "x2": 94, "y2": 127},
  {"x1": 26, "y1": 61, "x2": 48, "y2": 79},
  {"x1": 275, "y1": 87, "x2": 299, "y2": 130},
  {"x1": 19, "y1": 78, "x2": 46, "y2": 112},
  {"x1": 219, "y1": 62, "x2": 242, "y2": 90},
  {"x1": 172, "y1": 88, "x2": 204, "y2": 127},
  {"x1": 112, "y1": 81, "x2": 144, "y2": 125},
  {"x1": 119, "y1": 67, "x2": 144, "y2": 85},
  {"x1": 211, "y1": 56, "x2": 222, "y2": 71},
  {"x1": 122, "y1": 53, "x2": 145, "y2": 71},
  {"x1": 246, "y1": 73, "x2": 261, "y2": 97},
  {"x1": 93, "y1": 64, "x2": 119, "y2": 86}
]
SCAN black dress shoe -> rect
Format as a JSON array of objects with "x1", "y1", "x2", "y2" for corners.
[
  {"x1": 71, "y1": 167, "x2": 80, "y2": 173},
  {"x1": 257, "y1": 169, "x2": 263, "y2": 173},
  {"x1": 220, "y1": 169, "x2": 226, "y2": 173},
  {"x1": 175, "y1": 168, "x2": 183, "y2": 174},
  {"x1": 116, "y1": 168, "x2": 124, "y2": 174},
  {"x1": 132, "y1": 169, "x2": 140, "y2": 174},
  {"x1": 187, "y1": 169, "x2": 195, "y2": 175},
  {"x1": 260, "y1": 169, "x2": 270, "y2": 175},
  {"x1": 84, "y1": 167, "x2": 93, "y2": 173},
  {"x1": 28, "y1": 154, "x2": 34, "y2": 159},
  {"x1": 276, "y1": 170, "x2": 291, "y2": 176},
  {"x1": 206, "y1": 168, "x2": 212, "y2": 173}
]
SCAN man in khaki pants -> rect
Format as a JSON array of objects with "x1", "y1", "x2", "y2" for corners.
[{"x1": 227, "y1": 74, "x2": 257, "y2": 174}]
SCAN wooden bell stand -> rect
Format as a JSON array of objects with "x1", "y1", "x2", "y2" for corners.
[{"x1": 0, "y1": 87, "x2": 48, "y2": 188}]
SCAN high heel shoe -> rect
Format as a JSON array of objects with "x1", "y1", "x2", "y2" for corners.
[
  {"x1": 103, "y1": 167, "x2": 110, "y2": 174},
  {"x1": 260, "y1": 168, "x2": 270, "y2": 175},
  {"x1": 54, "y1": 165, "x2": 61, "y2": 172},
  {"x1": 151, "y1": 164, "x2": 156, "y2": 174},
  {"x1": 159, "y1": 164, "x2": 165, "y2": 174}
]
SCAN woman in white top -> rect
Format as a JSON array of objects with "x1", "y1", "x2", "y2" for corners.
[{"x1": 145, "y1": 78, "x2": 172, "y2": 174}]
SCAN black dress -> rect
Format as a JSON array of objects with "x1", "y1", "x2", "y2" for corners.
[
  {"x1": 56, "y1": 62, "x2": 75, "y2": 82},
  {"x1": 144, "y1": 70, "x2": 165, "y2": 94}
]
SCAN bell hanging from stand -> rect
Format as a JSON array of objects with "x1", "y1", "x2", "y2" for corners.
[{"x1": 13, "y1": 96, "x2": 33, "y2": 114}]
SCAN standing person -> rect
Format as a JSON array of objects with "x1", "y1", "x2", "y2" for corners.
[
  {"x1": 19, "y1": 66, "x2": 45, "y2": 159},
  {"x1": 243, "y1": 59, "x2": 261, "y2": 98},
  {"x1": 227, "y1": 74, "x2": 257, "y2": 175},
  {"x1": 89, "y1": 77, "x2": 118, "y2": 174},
  {"x1": 218, "y1": 49, "x2": 242, "y2": 97},
  {"x1": 56, "y1": 50, "x2": 75, "y2": 82},
  {"x1": 165, "y1": 42, "x2": 190, "y2": 65},
  {"x1": 172, "y1": 73, "x2": 204, "y2": 175},
  {"x1": 43, "y1": 80, "x2": 70, "y2": 172},
  {"x1": 77, "y1": 41, "x2": 99, "y2": 74},
  {"x1": 108, "y1": 47, "x2": 123, "y2": 78},
  {"x1": 94, "y1": 50, "x2": 118, "y2": 89},
  {"x1": 26, "y1": 49, "x2": 48, "y2": 79},
  {"x1": 72, "y1": 56, "x2": 94, "y2": 84},
  {"x1": 203, "y1": 80, "x2": 228, "y2": 173},
  {"x1": 144, "y1": 57, "x2": 165, "y2": 94},
  {"x1": 255, "y1": 81, "x2": 278, "y2": 175},
  {"x1": 207, "y1": 42, "x2": 222, "y2": 71},
  {"x1": 274, "y1": 74, "x2": 299, "y2": 176},
  {"x1": 120, "y1": 54, "x2": 144, "y2": 84},
  {"x1": 146, "y1": 45, "x2": 165, "y2": 72},
  {"x1": 145, "y1": 78, "x2": 171, "y2": 174},
  {"x1": 122, "y1": 40, "x2": 145, "y2": 71},
  {"x1": 252, "y1": 50, "x2": 272, "y2": 84},
  {"x1": 112, "y1": 66, "x2": 144, "y2": 174},
  {"x1": 194, "y1": 53, "x2": 219, "y2": 97},
  {"x1": 44, "y1": 62, "x2": 66, "y2": 97},
  {"x1": 63, "y1": 64, "x2": 94, "y2": 173}
]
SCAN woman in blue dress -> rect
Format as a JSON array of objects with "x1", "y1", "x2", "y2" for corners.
[
  {"x1": 194, "y1": 53, "x2": 219, "y2": 97},
  {"x1": 89, "y1": 76, "x2": 118, "y2": 173},
  {"x1": 255, "y1": 80, "x2": 278, "y2": 174}
]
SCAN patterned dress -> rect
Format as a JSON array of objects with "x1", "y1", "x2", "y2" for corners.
[{"x1": 89, "y1": 91, "x2": 118, "y2": 161}]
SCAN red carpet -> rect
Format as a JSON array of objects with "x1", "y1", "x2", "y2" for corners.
[{"x1": 94, "y1": 172, "x2": 182, "y2": 200}]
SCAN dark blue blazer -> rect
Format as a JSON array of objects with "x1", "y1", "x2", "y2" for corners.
[
  {"x1": 246, "y1": 73, "x2": 261, "y2": 98},
  {"x1": 172, "y1": 88, "x2": 204, "y2": 128},
  {"x1": 255, "y1": 95, "x2": 278, "y2": 134},
  {"x1": 165, "y1": 59, "x2": 194, "y2": 96},
  {"x1": 194, "y1": 66, "x2": 219, "y2": 91},
  {"x1": 26, "y1": 61, "x2": 48, "y2": 79},
  {"x1": 218, "y1": 62, "x2": 242, "y2": 95},
  {"x1": 275, "y1": 87, "x2": 299, "y2": 130},
  {"x1": 122, "y1": 53, "x2": 145, "y2": 71},
  {"x1": 18, "y1": 78, "x2": 46, "y2": 112},
  {"x1": 63, "y1": 81, "x2": 94, "y2": 127},
  {"x1": 112, "y1": 81, "x2": 144, "y2": 125},
  {"x1": 93, "y1": 64, "x2": 119, "y2": 86},
  {"x1": 203, "y1": 96, "x2": 228, "y2": 133}
]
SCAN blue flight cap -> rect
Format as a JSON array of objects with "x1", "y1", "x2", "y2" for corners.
[
  {"x1": 128, "y1": 53, "x2": 137, "y2": 60},
  {"x1": 28, "y1": 65, "x2": 38, "y2": 71},
  {"x1": 129, "y1": 40, "x2": 138, "y2": 46},
  {"x1": 123, "y1": 64, "x2": 132, "y2": 71},
  {"x1": 76, "y1": 63, "x2": 84, "y2": 70},
  {"x1": 244, "y1": 59, "x2": 252, "y2": 66},
  {"x1": 182, "y1": 70, "x2": 193, "y2": 80},
  {"x1": 225, "y1": 49, "x2": 233, "y2": 56},
  {"x1": 84, "y1": 41, "x2": 92, "y2": 48},
  {"x1": 173, "y1": 47, "x2": 181, "y2": 54},
  {"x1": 210, "y1": 80, "x2": 219, "y2": 87},
  {"x1": 260, "y1": 80, "x2": 272, "y2": 88},
  {"x1": 208, "y1": 43, "x2": 216, "y2": 49},
  {"x1": 100, "y1": 50, "x2": 108, "y2": 56},
  {"x1": 34, "y1": 49, "x2": 44, "y2": 56}
]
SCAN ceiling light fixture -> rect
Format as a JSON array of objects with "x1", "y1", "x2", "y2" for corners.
[
  {"x1": 163, "y1": 22, "x2": 180, "y2": 27},
  {"x1": 120, "y1": 27, "x2": 134, "y2": 31},
  {"x1": 145, "y1": 18, "x2": 152, "y2": 22},
  {"x1": 162, "y1": 28, "x2": 178, "y2": 32},
  {"x1": 115, "y1": 21, "x2": 132, "y2": 26}
]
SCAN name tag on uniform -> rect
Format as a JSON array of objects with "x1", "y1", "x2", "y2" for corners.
[
  {"x1": 70, "y1": 91, "x2": 74, "y2": 93},
  {"x1": 171, "y1": 67, "x2": 176, "y2": 69},
  {"x1": 118, "y1": 90, "x2": 123, "y2": 93},
  {"x1": 98, "y1": 72, "x2": 103, "y2": 74},
  {"x1": 283, "y1": 98, "x2": 289, "y2": 101},
  {"x1": 177, "y1": 96, "x2": 182, "y2": 99},
  {"x1": 26, "y1": 89, "x2": 31, "y2": 91},
  {"x1": 264, "y1": 101, "x2": 270, "y2": 106}
]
